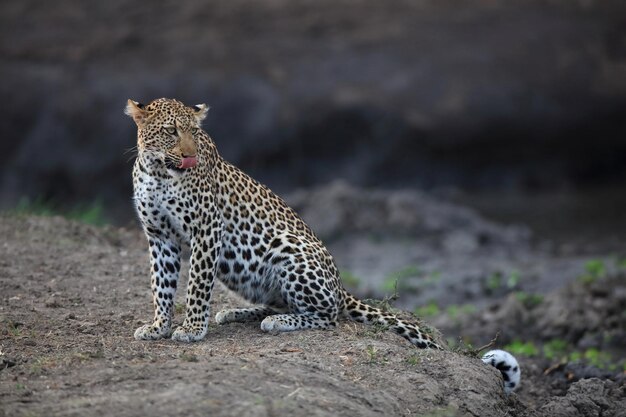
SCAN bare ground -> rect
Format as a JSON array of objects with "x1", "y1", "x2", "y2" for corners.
[
  {"x1": 0, "y1": 215, "x2": 520, "y2": 417},
  {"x1": 1, "y1": 208, "x2": 624, "y2": 416}
]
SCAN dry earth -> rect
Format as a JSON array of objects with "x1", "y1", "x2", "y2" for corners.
[
  {"x1": 1, "y1": 215, "x2": 520, "y2": 417},
  {"x1": 0, "y1": 203, "x2": 624, "y2": 416}
]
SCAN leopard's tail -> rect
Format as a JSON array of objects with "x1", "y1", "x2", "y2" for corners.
[
  {"x1": 341, "y1": 290, "x2": 522, "y2": 393},
  {"x1": 340, "y1": 290, "x2": 444, "y2": 350}
]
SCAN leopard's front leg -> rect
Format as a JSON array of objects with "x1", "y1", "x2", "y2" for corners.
[
  {"x1": 134, "y1": 237, "x2": 181, "y2": 340},
  {"x1": 171, "y1": 212, "x2": 223, "y2": 342}
]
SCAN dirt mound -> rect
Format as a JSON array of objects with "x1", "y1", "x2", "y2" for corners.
[
  {"x1": 287, "y1": 180, "x2": 530, "y2": 244},
  {"x1": 441, "y1": 271, "x2": 626, "y2": 370},
  {"x1": 0, "y1": 215, "x2": 525, "y2": 417},
  {"x1": 433, "y1": 267, "x2": 626, "y2": 414},
  {"x1": 2, "y1": 203, "x2": 624, "y2": 416}
]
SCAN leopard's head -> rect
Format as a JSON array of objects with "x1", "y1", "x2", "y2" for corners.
[{"x1": 126, "y1": 98, "x2": 209, "y2": 173}]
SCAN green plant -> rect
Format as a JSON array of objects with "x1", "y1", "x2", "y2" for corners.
[
  {"x1": 380, "y1": 266, "x2": 442, "y2": 293},
  {"x1": 365, "y1": 345, "x2": 378, "y2": 363},
  {"x1": 180, "y1": 352, "x2": 198, "y2": 362},
  {"x1": 485, "y1": 270, "x2": 521, "y2": 293},
  {"x1": 89, "y1": 349, "x2": 105, "y2": 359},
  {"x1": 340, "y1": 271, "x2": 360, "y2": 288},
  {"x1": 445, "y1": 304, "x2": 477, "y2": 319},
  {"x1": 13, "y1": 196, "x2": 57, "y2": 217},
  {"x1": 406, "y1": 354, "x2": 421, "y2": 366},
  {"x1": 29, "y1": 356, "x2": 61, "y2": 375},
  {"x1": 514, "y1": 291, "x2": 544, "y2": 309},
  {"x1": 175, "y1": 302, "x2": 186, "y2": 315},
  {"x1": 578, "y1": 259, "x2": 606, "y2": 284},
  {"x1": 567, "y1": 348, "x2": 620, "y2": 371},
  {"x1": 363, "y1": 282, "x2": 400, "y2": 313},
  {"x1": 543, "y1": 339, "x2": 569, "y2": 360},
  {"x1": 391, "y1": 265, "x2": 421, "y2": 280},
  {"x1": 8, "y1": 323, "x2": 22, "y2": 338},
  {"x1": 414, "y1": 301, "x2": 440, "y2": 318},
  {"x1": 582, "y1": 348, "x2": 612, "y2": 369},
  {"x1": 366, "y1": 323, "x2": 390, "y2": 336},
  {"x1": 503, "y1": 340, "x2": 539, "y2": 357},
  {"x1": 10, "y1": 197, "x2": 108, "y2": 226},
  {"x1": 506, "y1": 270, "x2": 521, "y2": 289},
  {"x1": 381, "y1": 265, "x2": 421, "y2": 292},
  {"x1": 485, "y1": 272, "x2": 502, "y2": 291},
  {"x1": 67, "y1": 200, "x2": 107, "y2": 226}
]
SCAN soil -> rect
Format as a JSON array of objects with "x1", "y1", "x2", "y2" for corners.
[{"x1": 1, "y1": 186, "x2": 625, "y2": 416}]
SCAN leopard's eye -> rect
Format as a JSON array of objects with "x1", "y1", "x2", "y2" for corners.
[
  {"x1": 163, "y1": 126, "x2": 177, "y2": 135},
  {"x1": 191, "y1": 127, "x2": 199, "y2": 135}
]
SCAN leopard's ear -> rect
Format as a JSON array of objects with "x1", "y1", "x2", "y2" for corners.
[
  {"x1": 192, "y1": 103, "x2": 209, "y2": 124},
  {"x1": 125, "y1": 99, "x2": 147, "y2": 126}
]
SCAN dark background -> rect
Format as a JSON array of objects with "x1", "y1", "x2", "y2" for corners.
[{"x1": 1, "y1": 0, "x2": 626, "y2": 229}]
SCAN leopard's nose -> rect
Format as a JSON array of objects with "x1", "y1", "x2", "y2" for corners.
[{"x1": 179, "y1": 131, "x2": 197, "y2": 157}]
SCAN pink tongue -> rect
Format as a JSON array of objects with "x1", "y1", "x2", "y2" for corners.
[{"x1": 178, "y1": 156, "x2": 197, "y2": 169}]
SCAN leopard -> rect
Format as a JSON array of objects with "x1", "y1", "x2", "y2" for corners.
[
  {"x1": 126, "y1": 97, "x2": 441, "y2": 348},
  {"x1": 126, "y1": 98, "x2": 520, "y2": 392}
]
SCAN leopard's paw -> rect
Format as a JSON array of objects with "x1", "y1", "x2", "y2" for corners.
[
  {"x1": 134, "y1": 324, "x2": 170, "y2": 341},
  {"x1": 171, "y1": 324, "x2": 207, "y2": 343}
]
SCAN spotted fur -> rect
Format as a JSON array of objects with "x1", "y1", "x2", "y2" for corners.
[
  {"x1": 482, "y1": 350, "x2": 521, "y2": 393},
  {"x1": 126, "y1": 98, "x2": 442, "y2": 349}
]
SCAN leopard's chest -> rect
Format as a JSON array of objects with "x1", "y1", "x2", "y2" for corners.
[{"x1": 133, "y1": 168, "x2": 201, "y2": 244}]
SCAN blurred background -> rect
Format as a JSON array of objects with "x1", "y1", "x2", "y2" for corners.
[
  {"x1": 1, "y1": 0, "x2": 626, "y2": 242},
  {"x1": 2, "y1": 0, "x2": 626, "y2": 377}
]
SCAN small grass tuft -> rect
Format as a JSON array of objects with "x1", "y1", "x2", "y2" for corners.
[
  {"x1": 340, "y1": 271, "x2": 361, "y2": 288},
  {"x1": 542, "y1": 339, "x2": 569, "y2": 360},
  {"x1": 414, "y1": 301, "x2": 440, "y2": 318},
  {"x1": 175, "y1": 303, "x2": 186, "y2": 315},
  {"x1": 568, "y1": 349, "x2": 617, "y2": 370},
  {"x1": 365, "y1": 345, "x2": 378, "y2": 364},
  {"x1": 504, "y1": 340, "x2": 539, "y2": 357},
  {"x1": 406, "y1": 354, "x2": 421, "y2": 366},
  {"x1": 7, "y1": 322, "x2": 22, "y2": 338},
  {"x1": 10, "y1": 197, "x2": 108, "y2": 226},
  {"x1": 445, "y1": 303, "x2": 477, "y2": 320},
  {"x1": 381, "y1": 265, "x2": 421, "y2": 292},
  {"x1": 363, "y1": 282, "x2": 400, "y2": 313},
  {"x1": 484, "y1": 270, "x2": 521, "y2": 293},
  {"x1": 578, "y1": 259, "x2": 606, "y2": 284},
  {"x1": 180, "y1": 352, "x2": 199, "y2": 362},
  {"x1": 67, "y1": 200, "x2": 107, "y2": 226},
  {"x1": 514, "y1": 291, "x2": 544, "y2": 309}
]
